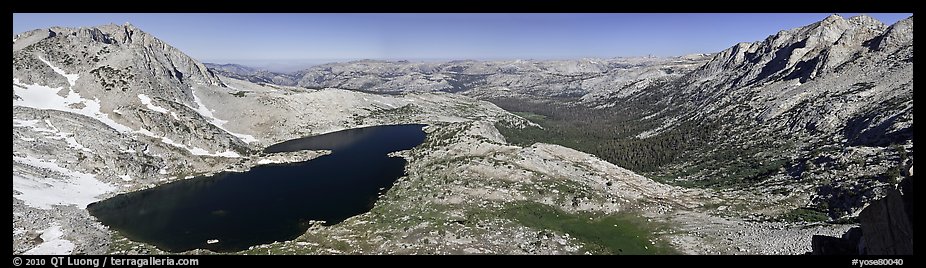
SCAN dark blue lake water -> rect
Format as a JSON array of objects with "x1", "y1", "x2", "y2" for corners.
[{"x1": 88, "y1": 124, "x2": 427, "y2": 252}]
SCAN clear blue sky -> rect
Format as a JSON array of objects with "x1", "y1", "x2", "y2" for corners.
[{"x1": 13, "y1": 13, "x2": 912, "y2": 63}]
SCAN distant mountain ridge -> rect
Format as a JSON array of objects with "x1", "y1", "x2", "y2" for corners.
[
  {"x1": 206, "y1": 56, "x2": 712, "y2": 101},
  {"x1": 203, "y1": 62, "x2": 298, "y2": 85}
]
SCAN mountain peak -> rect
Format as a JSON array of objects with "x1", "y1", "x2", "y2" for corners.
[
  {"x1": 847, "y1": 14, "x2": 887, "y2": 29},
  {"x1": 848, "y1": 14, "x2": 876, "y2": 23},
  {"x1": 809, "y1": 14, "x2": 852, "y2": 42},
  {"x1": 122, "y1": 22, "x2": 140, "y2": 32},
  {"x1": 823, "y1": 14, "x2": 845, "y2": 23},
  {"x1": 13, "y1": 23, "x2": 225, "y2": 99}
]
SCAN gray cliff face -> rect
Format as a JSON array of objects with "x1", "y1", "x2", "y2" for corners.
[
  {"x1": 692, "y1": 15, "x2": 888, "y2": 86},
  {"x1": 13, "y1": 23, "x2": 248, "y2": 157},
  {"x1": 680, "y1": 15, "x2": 913, "y2": 135},
  {"x1": 14, "y1": 24, "x2": 223, "y2": 100}
]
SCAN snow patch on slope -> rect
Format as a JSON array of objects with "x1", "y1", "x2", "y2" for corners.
[
  {"x1": 13, "y1": 156, "x2": 116, "y2": 209},
  {"x1": 190, "y1": 88, "x2": 259, "y2": 143},
  {"x1": 135, "y1": 128, "x2": 241, "y2": 158},
  {"x1": 14, "y1": 119, "x2": 93, "y2": 153},
  {"x1": 13, "y1": 73, "x2": 232, "y2": 157},
  {"x1": 22, "y1": 224, "x2": 74, "y2": 255},
  {"x1": 13, "y1": 79, "x2": 133, "y2": 133},
  {"x1": 137, "y1": 94, "x2": 169, "y2": 113},
  {"x1": 138, "y1": 94, "x2": 181, "y2": 120},
  {"x1": 37, "y1": 57, "x2": 79, "y2": 87}
]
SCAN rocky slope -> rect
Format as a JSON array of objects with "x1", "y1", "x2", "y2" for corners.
[
  {"x1": 615, "y1": 15, "x2": 914, "y2": 219},
  {"x1": 13, "y1": 24, "x2": 264, "y2": 254}
]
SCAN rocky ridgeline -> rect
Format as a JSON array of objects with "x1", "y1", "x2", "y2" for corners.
[
  {"x1": 690, "y1": 15, "x2": 889, "y2": 87},
  {"x1": 203, "y1": 63, "x2": 298, "y2": 86},
  {"x1": 13, "y1": 23, "x2": 223, "y2": 100},
  {"x1": 594, "y1": 15, "x2": 912, "y2": 220},
  {"x1": 206, "y1": 56, "x2": 711, "y2": 101}
]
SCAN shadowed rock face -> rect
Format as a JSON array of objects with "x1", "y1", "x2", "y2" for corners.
[
  {"x1": 811, "y1": 177, "x2": 913, "y2": 255},
  {"x1": 859, "y1": 177, "x2": 913, "y2": 255}
]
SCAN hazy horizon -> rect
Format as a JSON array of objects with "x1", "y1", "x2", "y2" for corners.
[
  {"x1": 202, "y1": 55, "x2": 681, "y2": 73},
  {"x1": 14, "y1": 13, "x2": 912, "y2": 68}
]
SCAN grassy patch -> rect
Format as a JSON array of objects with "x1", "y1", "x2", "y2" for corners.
[
  {"x1": 499, "y1": 202, "x2": 676, "y2": 255},
  {"x1": 513, "y1": 111, "x2": 548, "y2": 122}
]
